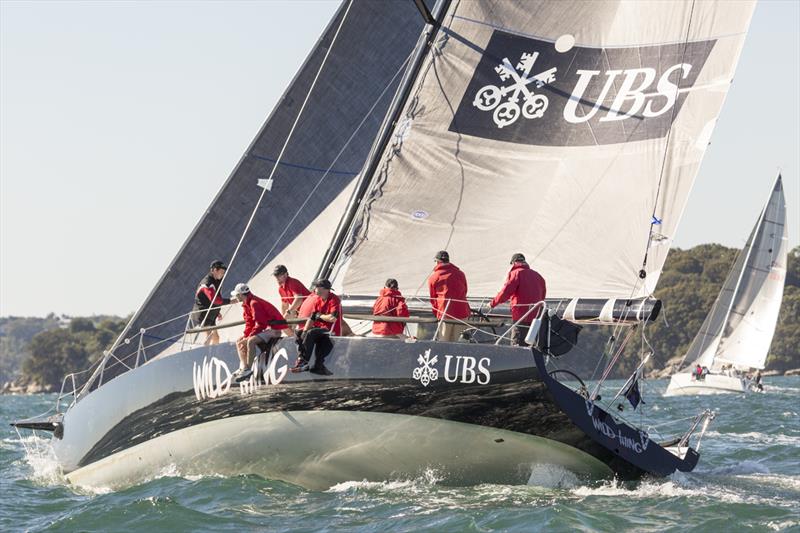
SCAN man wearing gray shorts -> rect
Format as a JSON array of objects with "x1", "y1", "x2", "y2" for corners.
[{"x1": 229, "y1": 283, "x2": 288, "y2": 380}]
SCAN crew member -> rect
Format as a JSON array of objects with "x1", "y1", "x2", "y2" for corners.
[
  {"x1": 487, "y1": 253, "x2": 546, "y2": 346},
  {"x1": 293, "y1": 279, "x2": 341, "y2": 374},
  {"x1": 273, "y1": 264, "x2": 311, "y2": 318},
  {"x1": 371, "y1": 278, "x2": 410, "y2": 338},
  {"x1": 191, "y1": 260, "x2": 230, "y2": 345},
  {"x1": 230, "y1": 283, "x2": 287, "y2": 380},
  {"x1": 428, "y1": 250, "x2": 470, "y2": 342}
]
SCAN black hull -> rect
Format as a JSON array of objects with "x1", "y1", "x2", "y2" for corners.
[{"x1": 49, "y1": 336, "x2": 696, "y2": 488}]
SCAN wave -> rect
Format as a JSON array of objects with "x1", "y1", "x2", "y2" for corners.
[
  {"x1": 703, "y1": 459, "x2": 771, "y2": 476},
  {"x1": 705, "y1": 431, "x2": 800, "y2": 446}
]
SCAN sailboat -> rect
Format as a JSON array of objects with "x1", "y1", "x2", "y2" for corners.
[
  {"x1": 13, "y1": 0, "x2": 757, "y2": 490},
  {"x1": 665, "y1": 175, "x2": 788, "y2": 396}
]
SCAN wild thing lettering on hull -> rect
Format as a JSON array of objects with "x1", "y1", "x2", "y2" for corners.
[
  {"x1": 590, "y1": 412, "x2": 650, "y2": 454},
  {"x1": 192, "y1": 349, "x2": 289, "y2": 401}
]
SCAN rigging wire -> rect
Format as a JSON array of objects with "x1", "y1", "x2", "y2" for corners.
[
  {"x1": 198, "y1": 0, "x2": 356, "y2": 328},
  {"x1": 639, "y1": 0, "x2": 697, "y2": 278},
  {"x1": 248, "y1": 49, "x2": 416, "y2": 279}
]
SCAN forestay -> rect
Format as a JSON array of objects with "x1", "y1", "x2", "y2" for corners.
[
  {"x1": 100, "y1": 1, "x2": 424, "y2": 378},
  {"x1": 333, "y1": 0, "x2": 756, "y2": 301}
]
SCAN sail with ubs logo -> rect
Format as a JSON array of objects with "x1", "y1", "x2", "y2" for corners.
[
  {"x1": 450, "y1": 31, "x2": 714, "y2": 146},
  {"x1": 334, "y1": 1, "x2": 755, "y2": 302}
]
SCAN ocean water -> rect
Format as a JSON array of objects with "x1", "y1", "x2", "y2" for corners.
[{"x1": 1, "y1": 378, "x2": 798, "y2": 532}]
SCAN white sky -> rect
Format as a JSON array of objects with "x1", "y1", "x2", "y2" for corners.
[{"x1": 1, "y1": 0, "x2": 798, "y2": 317}]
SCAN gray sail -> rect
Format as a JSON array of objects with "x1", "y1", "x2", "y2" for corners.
[
  {"x1": 715, "y1": 175, "x2": 788, "y2": 369},
  {"x1": 330, "y1": 0, "x2": 756, "y2": 303},
  {"x1": 684, "y1": 175, "x2": 788, "y2": 370},
  {"x1": 103, "y1": 1, "x2": 425, "y2": 376},
  {"x1": 681, "y1": 223, "x2": 756, "y2": 369}
]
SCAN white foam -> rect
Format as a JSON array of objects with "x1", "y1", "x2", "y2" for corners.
[
  {"x1": 11, "y1": 434, "x2": 66, "y2": 487},
  {"x1": 706, "y1": 431, "x2": 800, "y2": 446},
  {"x1": 705, "y1": 460, "x2": 770, "y2": 476},
  {"x1": 739, "y1": 474, "x2": 800, "y2": 492},
  {"x1": 527, "y1": 463, "x2": 580, "y2": 489},
  {"x1": 571, "y1": 479, "x2": 748, "y2": 504}
]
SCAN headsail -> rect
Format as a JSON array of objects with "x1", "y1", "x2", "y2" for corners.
[
  {"x1": 329, "y1": 0, "x2": 756, "y2": 303},
  {"x1": 100, "y1": 1, "x2": 424, "y2": 378}
]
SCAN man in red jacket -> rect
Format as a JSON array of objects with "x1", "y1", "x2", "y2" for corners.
[
  {"x1": 272, "y1": 264, "x2": 311, "y2": 319},
  {"x1": 292, "y1": 279, "x2": 341, "y2": 374},
  {"x1": 488, "y1": 253, "x2": 546, "y2": 346},
  {"x1": 371, "y1": 278, "x2": 410, "y2": 338},
  {"x1": 230, "y1": 283, "x2": 287, "y2": 380},
  {"x1": 428, "y1": 250, "x2": 470, "y2": 342}
]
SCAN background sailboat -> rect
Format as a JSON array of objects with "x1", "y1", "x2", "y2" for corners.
[{"x1": 665, "y1": 174, "x2": 788, "y2": 395}]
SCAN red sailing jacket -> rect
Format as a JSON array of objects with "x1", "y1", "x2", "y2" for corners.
[
  {"x1": 278, "y1": 276, "x2": 311, "y2": 307},
  {"x1": 242, "y1": 293, "x2": 287, "y2": 337},
  {"x1": 490, "y1": 263, "x2": 547, "y2": 323},
  {"x1": 194, "y1": 274, "x2": 227, "y2": 310},
  {"x1": 428, "y1": 262, "x2": 471, "y2": 319},
  {"x1": 371, "y1": 288, "x2": 410, "y2": 336},
  {"x1": 298, "y1": 292, "x2": 342, "y2": 335}
]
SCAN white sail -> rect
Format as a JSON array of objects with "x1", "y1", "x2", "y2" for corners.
[
  {"x1": 713, "y1": 175, "x2": 789, "y2": 370},
  {"x1": 332, "y1": 0, "x2": 756, "y2": 301},
  {"x1": 684, "y1": 228, "x2": 754, "y2": 369}
]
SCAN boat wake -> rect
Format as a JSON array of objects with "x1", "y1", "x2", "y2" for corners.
[{"x1": 6, "y1": 434, "x2": 65, "y2": 488}]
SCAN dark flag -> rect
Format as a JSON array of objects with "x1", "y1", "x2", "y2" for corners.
[{"x1": 623, "y1": 373, "x2": 645, "y2": 410}]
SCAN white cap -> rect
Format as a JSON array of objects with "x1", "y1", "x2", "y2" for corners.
[{"x1": 230, "y1": 283, "x2": 251, "y2": 298}]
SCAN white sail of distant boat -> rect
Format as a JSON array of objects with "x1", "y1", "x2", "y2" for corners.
[{"x1": 665, "y1": 174, "x2": 788, "y2": 396}]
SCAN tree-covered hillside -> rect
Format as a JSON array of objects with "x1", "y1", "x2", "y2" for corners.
[{"x1": 567, "y1": 244, "x2": 800, "y2": 378}]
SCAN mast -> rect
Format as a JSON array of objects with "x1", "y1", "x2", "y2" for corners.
[{"x1": 315, "y1": 0, "x2": 452, "y2": 282}]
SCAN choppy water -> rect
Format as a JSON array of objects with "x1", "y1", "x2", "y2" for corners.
[{"x1": 1, "y1": 378, "x2": 799, "y2": 532}]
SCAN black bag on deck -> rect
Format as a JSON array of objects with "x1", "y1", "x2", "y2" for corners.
[{"x1": 535, "y1": 311, "x2": 582, "y2": 356}]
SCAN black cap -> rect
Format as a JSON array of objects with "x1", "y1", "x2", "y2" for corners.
[
  {"x1": 510, "y1": 253, "x2": 526, "y2": 264},
  {"x1": 272, "y1": 264, "x2": 288, "y2": 276},
  {"x1": 210, "y1": 260, "x2": 227, "y2": 270},
  {"x1": 434, "y1": 250, "x2": 449, "y2": 262},
  {"x1": 385, "y1": 278, "x2": 398, "y2": 289},
  {"x1": 313, "y1": 278, "x2": 332, "y2": 289}
]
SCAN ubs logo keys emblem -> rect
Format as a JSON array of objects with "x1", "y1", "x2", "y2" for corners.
[
  {"x1": 473, "y1": 51, "x2": 556, "y2": 128},
  {"x1": 450, "y1": 30, "x2": 715, "y2": 146}
]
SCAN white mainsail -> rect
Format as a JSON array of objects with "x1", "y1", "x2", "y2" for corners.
[
  {"x1": 331, "y1": 0, "x2": 756, "y2": 302},
  {"x1": 686, "y1": 175, "x2": 788, "y2": 371}
]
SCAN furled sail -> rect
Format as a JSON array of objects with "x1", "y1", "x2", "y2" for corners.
[
  {"x1": 331, "y1": 0, "x2": 756, "y2": 303},
  {"x1": 101, "y1": 1, "x2": 425, "y2": 373},
  {"x1": 701, "y1": 175, "x2": 788, "y2": 370}
]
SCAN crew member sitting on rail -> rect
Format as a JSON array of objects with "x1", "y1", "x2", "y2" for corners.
[
  {"x1": 191, "y1": 260, "x2": 230, "y2": 345},
  {"x1": 292, "y1": 279, "x2": 341, "y2": 374},
  {"x1": 370, "y1": 278, "x2": 410, "y2": 338},
  {"x1": 428, "y1": 250, "x2": 470, "y2": 342},
  {"x1": 487, "y1": 253, "x2": 547, "y2": 346},
  {"x1": 273, "y1": 264, "x2": 311, "y2": 319},
  {"x1": 230, "y1": 283, "x2": 287, "y2": 380}
]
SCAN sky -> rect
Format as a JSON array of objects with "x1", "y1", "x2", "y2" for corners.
[{"x1": 1, "y1": 0, "x2": 798, "y2": 318}]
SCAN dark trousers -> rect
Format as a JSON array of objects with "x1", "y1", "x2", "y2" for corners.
[
  {"x1": 301, "y1": 328, "x2": 334, "y2": 369},
  {"x1": 511, "y1": 325, "x2": 530, "y2": 346}
]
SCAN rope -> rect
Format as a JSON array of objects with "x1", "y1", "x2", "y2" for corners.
[
  {"x1": 639, "y1": 0, "x2": 697, "y2": 275},
  {"x1": 199, "y1": 0, "x2": 356, "y2": 328},
  {"x1": 249, "y1": 48, "x2": 415, "y2": 279}
]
